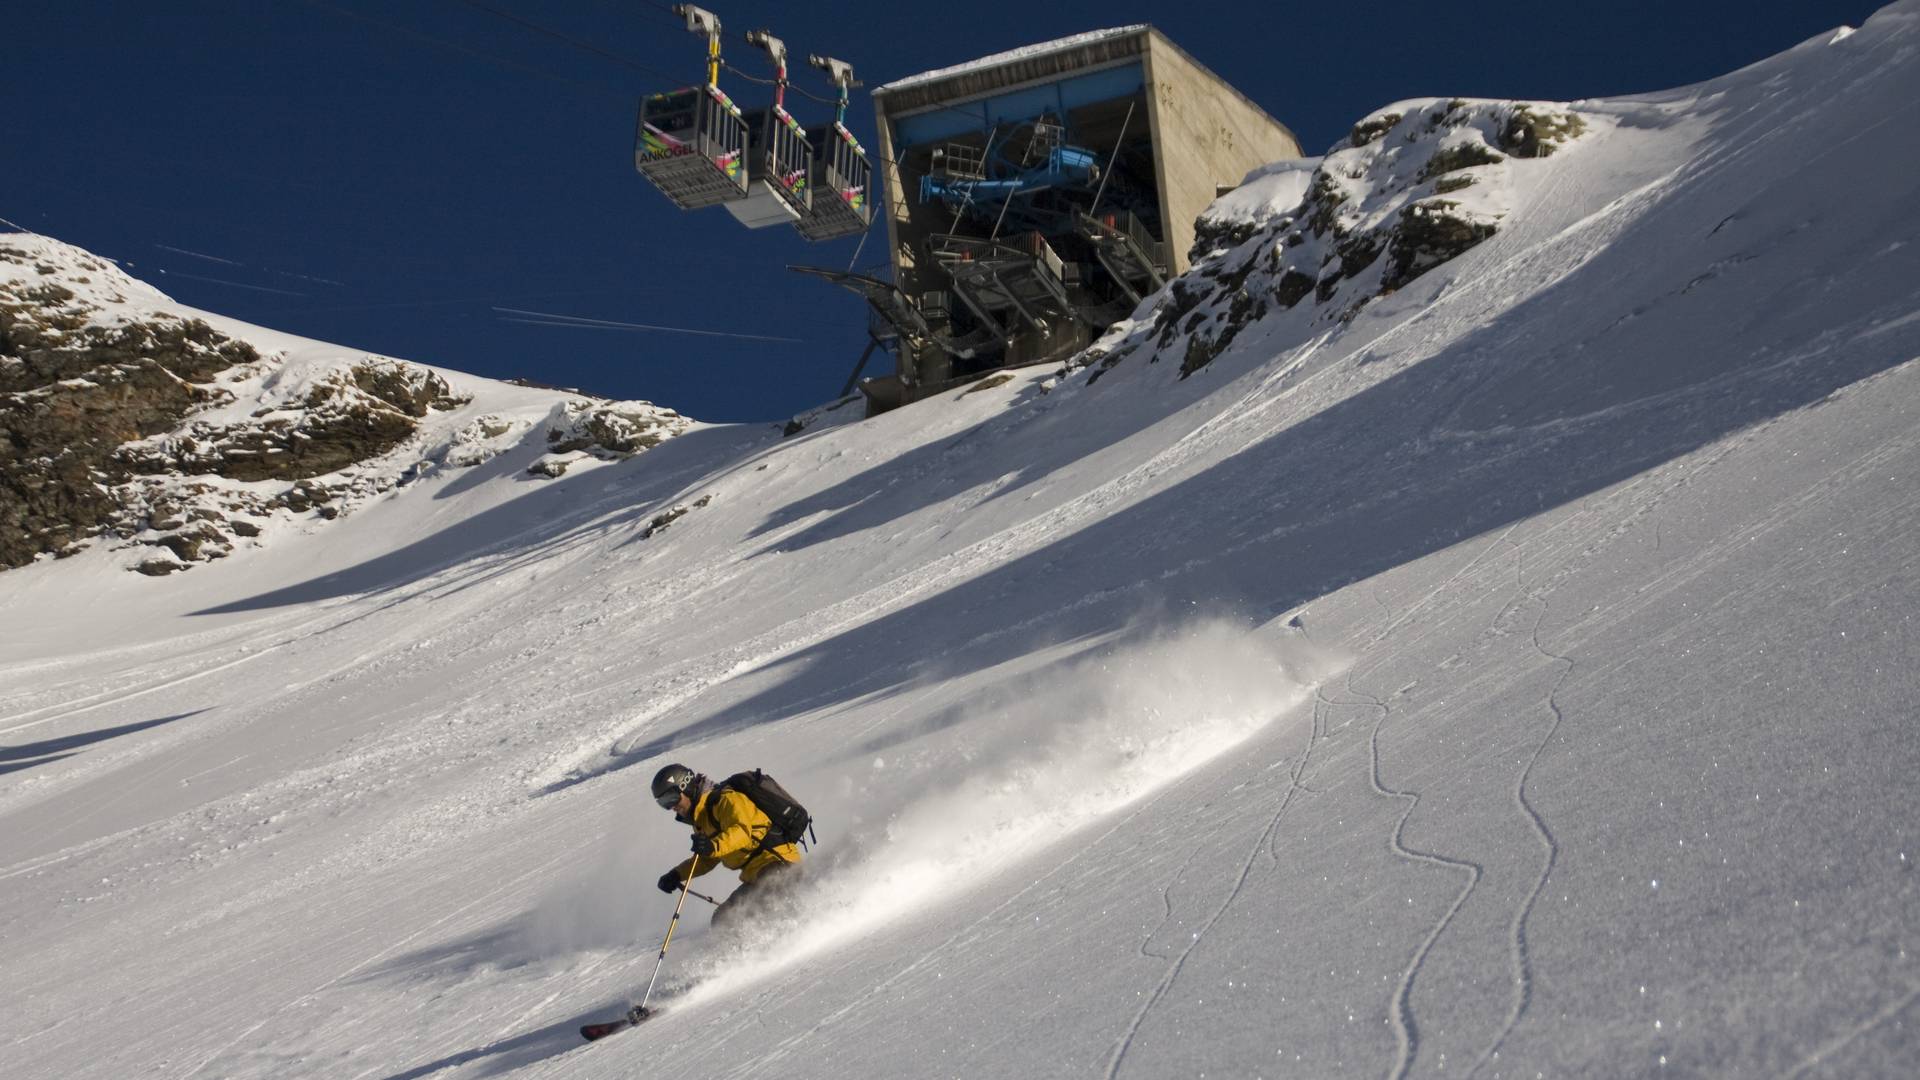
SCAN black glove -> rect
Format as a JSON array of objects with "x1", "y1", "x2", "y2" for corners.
[
  {"x1": 690, "y1": 833, "x2": 715, "y2": 856},
  {"x1": 657, "y1": 870, "x2": 683, "y2": 895}
]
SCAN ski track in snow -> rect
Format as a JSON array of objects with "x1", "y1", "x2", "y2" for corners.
[
  {"x1": 0, "y1": 440, "x2": 738, "y2": 830},
  {"x1": 1103, "y1": 706, "x2": 1325, "y2": 1079},
  {"x1": 582, "y1": 103, "x2": 1670, "y2": 794},
  {"x1": 1135, "y1": 841, "x2": 1211, "y2": 967},
  {"x1": 180, "y1": 871, "x2": 525, "y2": 1080},
  {"x1": 0, "y1": 604, "x2": 332, "y2": 735},
  {"x1": 588, "y1": 339, "x2": 1365, "y2": 771},
  {"x1": 1782, "y1": 980, "x2": 1920, "y2": 1079},
  {"x1": 1392, "y1": 441, "x2": 1749, "y2": 1075},
  {"x1": 1323, "y1": 480, "x2": 1648, "y2": 1076},
  {"x1": 1446, "y1": 401, "x2": 1920, "y2": 1075},
  {"x1": 1100, "y1": 339, "x2": 1918, "y2": 1078},
  {"x1": 731, "y1": 776, "x2": 1197, "y2": 1080},
  {"x1": 1348, "y1": 665, "x2": 1486, "y2": 1080},
  {"x1": 1466, "y1": 547, "x2": 1572, "y2": 1077}
]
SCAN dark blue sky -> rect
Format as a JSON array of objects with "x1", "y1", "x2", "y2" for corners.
[{"x1": 5, "y1": 1, "x2": 1870, "y2": 422}]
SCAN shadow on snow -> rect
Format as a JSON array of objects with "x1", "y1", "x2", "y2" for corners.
[
  {"x1": 549, "y1": 64, "x2": 1920, "y2": 781},
  {"x1": 194, "y1": 47, "x2": 1919, "y2": 787},
  {"x1": 0, "y1": 710, "x2": 207, "y2": 776},
  {"x1": 187, "y1": 425, "x2": 771, "y2": 615}
]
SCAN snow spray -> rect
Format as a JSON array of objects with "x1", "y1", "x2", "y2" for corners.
[{"x1": 678, "y1": 617, "x2": 1339, "y2": 1001}]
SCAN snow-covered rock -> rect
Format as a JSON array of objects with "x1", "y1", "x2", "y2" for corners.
[
  {"x1": 1137, "y1": 97, "x2": 1589, "y2": 380},
  {"x1": 543, "y1": 398, "x2": 691, "y2": 458},
  {"x1": 0, "y1": 235, "x2": 695, "y2": 571}
]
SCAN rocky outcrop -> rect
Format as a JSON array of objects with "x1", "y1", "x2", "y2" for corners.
[
  {"x1": 442, "y1": 414, "x2": 528, "y2": 468},
  {"x1": 1384, "y1": 198, "x2": 1500, "y2": 292},
  {"x1": 2, "y1": 237, "x2": 475, "y2": 571},
  {"x1": 544, "y1": 399, "x2": 689, "y2": 456},
  {"x1": 1108, "y1": 98, "x2": 1589, "y2": 380},
  {"x1": 781, "y1": 394, "x2": 863, "y2": 438},
  {"x1": 5, "y1": 233, "x2": 698, "y2": 573},
  {"x1": 121, "y1": 360, "x2": 469, "y2": 483},
  {"x1": 1, "y1": 278, "x2": 261, "y2": 568},
  {"x1": 640, "y1": 493, "x2": 714, "y2": 539},
  {"x1": 527, "y1": 400, "x2": 692, "y2": 478},
  {"x1": 1188, "y1": 160, "x2": 1319, "y2": 265},
  {"x1": 1497, "y1": 103, "x2": 1587, "y2": 159}
]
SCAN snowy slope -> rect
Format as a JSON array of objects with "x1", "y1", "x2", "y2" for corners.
[{"x1": 4, "y1": 6, "x2": 1920, "y2": 1079}]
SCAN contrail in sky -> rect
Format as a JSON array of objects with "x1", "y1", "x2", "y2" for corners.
[
  {"x1": 271, "y1": 270, "x2": 349, "y2": 288},
  {"x1": 155, "y1": 243, "x2": 347, "y2": 288},
  {"x1": 154, "y1": 243, "x2": 244, "y2": 266},
  {"x1": 493, "y1": 306, "x2": 804, "y2": 343},
  {"x1": 154, "y1": 269, "x2": 309, "y2": 297}
]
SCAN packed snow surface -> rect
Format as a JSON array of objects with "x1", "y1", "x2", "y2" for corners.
[{"x1": 4, "y1": 4, "x2": 1920, "y2": 1078}]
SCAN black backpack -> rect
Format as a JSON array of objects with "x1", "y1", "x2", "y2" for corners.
[{"x1": 716, "y1": 769, "x2": 814, "y2": 852}]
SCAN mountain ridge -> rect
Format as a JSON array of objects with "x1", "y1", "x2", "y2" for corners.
[{"x1": 1, "y1": 234, "x2": 694, "y2": 574}]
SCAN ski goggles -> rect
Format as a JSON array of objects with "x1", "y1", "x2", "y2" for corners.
[{"x1": 655, "y1": 789, "x2": 684, "y2": 809}]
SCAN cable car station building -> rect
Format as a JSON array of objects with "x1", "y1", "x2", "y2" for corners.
[{"x1": 842, "y1": 26, "x2": 1302, "y2": 413}]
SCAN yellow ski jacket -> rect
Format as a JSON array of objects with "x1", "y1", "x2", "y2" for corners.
[{"x1": 669, "y1": 787, "x2": 801, "y2": 884}]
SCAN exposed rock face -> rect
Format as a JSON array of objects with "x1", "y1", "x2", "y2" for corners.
[
  {"x1": 1, "y1": 237, "x2": 475, "y2": 571},
  {"x1": 1123, "y1": 98, "x2": 1589, "y2": 379},
  {"x1": 121, "y1": 360, "x2": 468, "y2": 483},
  {"x1": 1385, "y1": 198, "x2": 1500, "y2": 291},
  {"x1": 1189, "y1": 217, "x2": 1265, "y2": 261},
  {"x1": 960, "y1": 371, "x2": 1018, "y2": 396},
  {"x1": 1187, "y1": 160, "x2": 1319, "y2": 266},
  {"x1": 352, "y1": 360, "x2": 467, "y2": 418},
  {"x1": 1, "y1": 275, "x2": 260, "y2": 568},
  {"x1": 641, "y1": 493, "x2": 714, "y2": 539},
  {"x1": 1347, "y1": 111, "x2": 1405, "y2": 148},
  {"x1": 527, "y1": 399, "x2": 693, "y2": 477},
  {"x1": 527, "y1": 453, "x2": 582, "y2": 479},
  {"x1": 1498, "y1": 103, "x2": 1588, "y2": 159},
  {"x1": 545, "y1": 399, "x2": 690, "y2": 456},
  {"x1": 3, "y1": 234, "x2": 700, "y2": 573}
]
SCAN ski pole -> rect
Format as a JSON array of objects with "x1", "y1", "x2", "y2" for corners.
[
  {"x1": 687, "y1": 888, "x2": 721, "y2": 906},
  {"x1": 633, "y1": 855, "x2": 702, "y2": 1020}
]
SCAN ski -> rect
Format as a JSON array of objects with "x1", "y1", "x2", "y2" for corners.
[
  {"x1": 580, "y1": 1019, "x2": 632, "y2": 1041},
  {"x1": 581, "y1": 1006, "x2": 654, "y2": 1042}
]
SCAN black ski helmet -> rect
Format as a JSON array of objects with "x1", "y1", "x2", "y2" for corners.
[{"x1": 651, "y1": 763, "x2": 697, "y2": 808}]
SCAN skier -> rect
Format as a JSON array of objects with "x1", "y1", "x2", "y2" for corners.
[
  {"x1": 651, "y1": 763, "x2": 803, "y2": 928},
  {"x1": 581, "y1": 766, "x2": 813, "y2": 1040}
]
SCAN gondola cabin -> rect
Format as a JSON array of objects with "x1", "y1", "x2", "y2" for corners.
[
  {"x1": 795, "y1": 122, "x2": 874, "y2": 241},
  {"x1": 634, "y1": 84, "x2": 749, "y2": 210},
  {"x1": 726, "y1": 105, "x2": 813, "y2": 229}
]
